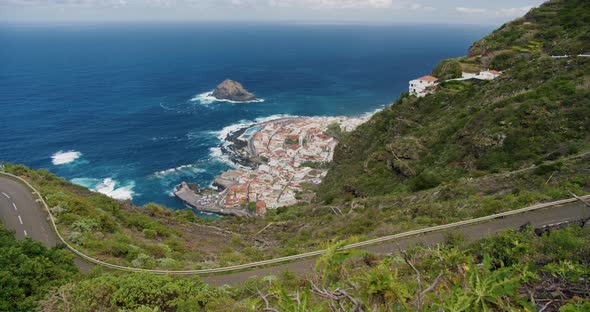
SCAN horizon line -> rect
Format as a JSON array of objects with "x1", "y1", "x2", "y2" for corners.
[{"x1": 0, "y1": 19, "x2": 499, "y2": 27}]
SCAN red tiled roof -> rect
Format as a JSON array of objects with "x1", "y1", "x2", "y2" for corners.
[
  {"x1": 417, "y1": 75, "x2": 438, "y2": 82},
  {"x1": 488, "y1": 70, "x2": 501, "y2": 75}
]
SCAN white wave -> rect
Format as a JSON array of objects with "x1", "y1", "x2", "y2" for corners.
[
  {"x1": 71, "y1": 177, "x2": 135, "y2": 200},
  {"x1": 210, "y1": 114, "x2": 295, "y2": 142},
  {"x1": 153, "y1": 164, "x2": 206, "y2": 178},
  {"x1": 159, "y1": 102, "x2": 175, "y2": 111},
  {"x1": 189, "y1": 90, "x2": 265, "y2": 105},
  {"x1": 359, "y1": 106, "x2": 385, "y2": 119},
  {"x1": 51, "y1": 150, "x2": 82, "y2": 165},
  {"x1": 208, "y1": 146, "x2": 239, "y2": 168},
  {"x1": 70, "y1": 177, "x2": 99, "y2": 189},
  {"x1": 150, "y1": 136, "x2": 181, "y2": 142}
]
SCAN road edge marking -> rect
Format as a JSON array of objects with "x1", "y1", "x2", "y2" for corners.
[{"x1": 1, "y1": 171, "x2": 589, "y2": 275}]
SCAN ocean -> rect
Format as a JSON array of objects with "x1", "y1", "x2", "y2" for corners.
[{"x1": 0, "y1": 22, "x2": 491, "y2": 211}]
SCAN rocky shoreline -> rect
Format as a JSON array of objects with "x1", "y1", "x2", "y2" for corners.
[
  {"x1": 220, "y1": 126, "x2": 258, "y2": 168},
  {"x1": 173, "y1": 182, "x2": 251, "y2": 217},
  {"x1": 220, "y1": 117, "x2": 298, "y2": 168}
]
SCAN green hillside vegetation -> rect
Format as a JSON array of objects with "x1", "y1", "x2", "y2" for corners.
[
  {"x1": 319, "y1": 0, "x2": 590, "y2": 203},
  {"x1": 35, "y1": 225, "x2": 590, "y2": 311},
  {"x1": 3, "y1": 150, "x2": 589, "y2": 271},
  {"x1": 2, "y1": 0, "x2": 590, "y2": 271},
  {"x1": 0, "y1": 225, "x2": 78, "y2": 311},
  {"x1": 431, "y1": 59, "x2": 463, "y2": 80},
  {"x1": 2, "y1": 1, "x2": 590, "y2": 310},
  {"x1": 1, "y1": 164, "x2": 269, "y2": 270},
  {"x1": 470, "y1": 0, "x2": 590, "y2": 58}
]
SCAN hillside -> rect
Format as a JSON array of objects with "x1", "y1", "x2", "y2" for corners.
[
  {"x1": 319, "y1": 0, "x2": 590, "y2": 203},
  {"x1": 1, "y1": 1, "x2": 590, "y2": 310},
  {"x1": 34, "y1": 225, "x2": 590, "y2": 311},
  {"x1": 1, "y1": 0, "x2": 590, "y2": 272}
]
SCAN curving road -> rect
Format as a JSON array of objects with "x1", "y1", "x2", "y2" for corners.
[
  {"x1": 1, "y1": 174, "x2": 589, "y2": 285},
  {"x1": 203, "y1": 200, "x2": 590, "y2": 285},
  {"x1": 0, "y1": 176, "x2": 57, "y2": 244},
  {"x1": 0, "y1": 176, "x2": 93, "y2": 271}
]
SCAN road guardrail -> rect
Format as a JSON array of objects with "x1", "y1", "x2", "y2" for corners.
[{"x1": 1, "y1": 171, "x2": 588, "y2": 275}]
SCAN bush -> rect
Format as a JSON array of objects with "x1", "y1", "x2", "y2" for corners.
[
  {"x1": 0, "y1": 226, "x2": 79, "y2": 311},
  {"x1": 432, "y1": 59, "x2": 463, "y2": 80},
  {"x1": 143, "y1": 229, "x2": 157, "y2": 239},
  {"x1": 408, "y1": 169, "x2": 443, "y2": 192}
]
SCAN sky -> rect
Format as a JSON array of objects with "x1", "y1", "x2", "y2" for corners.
[{"x1": 0, "y1": 0, "x2": 546, "y2": 24}]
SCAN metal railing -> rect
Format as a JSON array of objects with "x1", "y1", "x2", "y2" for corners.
[{"x1": 1, "y1": 171, "x2": 588, "y2": 275}]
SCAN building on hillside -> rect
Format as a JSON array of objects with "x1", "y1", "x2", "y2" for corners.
[
  {"x1": 457, "y1": 70, "x2": 502, "y2": 81},
  {"x1": 478, "y1": 70, "x2": 501, "y2": 80},
  {"x1": 461, "y1": 72, "x2": 479, "y2": 79},
  {"x1": 409, "y1": 75, "x2": 438, "y2": 97}
]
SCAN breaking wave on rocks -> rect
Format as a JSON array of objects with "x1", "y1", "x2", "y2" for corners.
[
  {"x1": 206, "y1": 114, "x2": 295, "y2": 168},
  {"x1": 71, "y1": 177, "x2": 135, "y2": 200},
  {"x1": 153, "y1": 164, "x2": 206, "y2": 178},
  {"x1": 210, "y1": 114, "x2": 295, "y2": 143},
  {"x1": 190, "y1": 91, "x2": 265, "y2": 105}
]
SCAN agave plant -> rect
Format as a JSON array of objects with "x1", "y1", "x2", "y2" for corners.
[
  {"x1": 363, "y1": 258, "x2": 412, "y2": 309},
  {"x1": 436, "y1": 255, "x2": 527, "y2": 312}
]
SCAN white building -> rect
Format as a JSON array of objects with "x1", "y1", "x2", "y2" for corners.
[
  {"x1": 478, "y1": 70, "x2": 501, "y2": 80},
  {"x1": 409, "y1": 75, "x2": 439, "y2": 97},
  {"x1": 461, "y1": 72, "x2": 479, "y2": 79},
  {"x1": 454, "y1": 70, "x2": 502, "y2": 81}
]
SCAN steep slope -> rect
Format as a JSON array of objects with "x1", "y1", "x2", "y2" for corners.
[{"x1": 319, "y1": 0, "x2": 590, "y2": 203}]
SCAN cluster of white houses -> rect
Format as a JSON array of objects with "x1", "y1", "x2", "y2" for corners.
[
  {"x1": 409, "y1": 70, "x2": 502, "y2": 97},
  {"x1": 217, "y1": 116, "x2": 369, "y2": 213}
]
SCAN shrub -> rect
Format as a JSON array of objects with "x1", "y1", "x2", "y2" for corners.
[{"x1": 143, "y1": 229, "x2": 158, "y2": 239}]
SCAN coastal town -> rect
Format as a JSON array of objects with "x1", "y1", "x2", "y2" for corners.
[
  {"x1": 174, "y1": 69, "x2": 506, "y2": 216},
  {"x1": 175, "y1": 115, "x2": 369, "y2": 216}
]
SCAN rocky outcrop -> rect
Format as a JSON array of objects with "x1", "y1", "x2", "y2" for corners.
[{"x1": 211, "y1": 79, "x2": 257, "y2": 102}]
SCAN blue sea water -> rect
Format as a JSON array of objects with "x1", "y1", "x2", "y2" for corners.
[{"x1": 0, "y1": 22, "x2": 491, "y2": 210}]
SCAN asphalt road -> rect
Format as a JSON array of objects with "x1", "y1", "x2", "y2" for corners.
[
  {"x1": 0, "y1": 177, "x2": 57, "y2": 244},
  {"x1": 0, "y1": 176, "x2": 92, "y2": 271},
  {"x1": 203, "y1": 201, "x2": 590, "y2": 285},
  {"x1": 1, "y1": 175, "x2": 589, "y2": 285}
]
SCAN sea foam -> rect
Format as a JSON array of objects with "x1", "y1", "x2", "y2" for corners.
[
  {"x1": 153, "y1": 164, "x2": 206, "y2": 178},
  {"x1": 190, "y1": 90, "x2": 265, "y2": 105},
  {"x1": 207, "y1": 114, "x2": 295, "y2": 167},
  {"x1": 71, "y1": 177, "x2": 135, "y2": 200},
  {"x1": 51, "y1": 150, "x2": 82, "y2": 165},
  {"x1": 210, "y1": 114, "x2": 295, "y2": 142}
]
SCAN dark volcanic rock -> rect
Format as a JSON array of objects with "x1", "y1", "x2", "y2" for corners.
[{"x1": 211, "y1": 79, "x2": 257, "y2": 102}]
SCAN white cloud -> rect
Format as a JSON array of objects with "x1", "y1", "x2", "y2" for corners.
[
  {"x1": 496, "y1": 6, "x2": 533, "y2": 17},
  {"x1": 456, "y1": 7, "x2": 487, "y2": 14}
]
